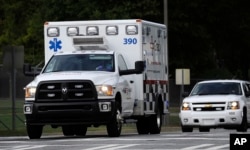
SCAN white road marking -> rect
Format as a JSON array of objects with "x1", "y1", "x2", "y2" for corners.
[
  {"x1": 83, "y1": 144, "x2": 138, "y2": 150},
  {"x1": 14, "y1": 145, "x2": 46, "y2": 150},
  {"x1": 83, "y1": 144, "x2": 119, "y2": 150},
  {"x1": 205, "y1": 144, "x2": 229, "y2": 150},
  {"x1": 104, "y1": 144, "x2": 138, "y2": 150},
  {"x1": 0, "y1": 141, "x2": 26, "y2": 144},
  {"x1": 0, "y1": 132, "x2": 230, "y2": 150},
  {"x1": 180, "y1": 144, "x2": 214, "y2": 150}
]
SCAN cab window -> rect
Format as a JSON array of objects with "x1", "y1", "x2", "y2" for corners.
[
  {"x1": 118, "y1": 55, "x2": 127, "y2": 71},
  {"x1": 243, "y1": 83, "x2": 250, "y2": 96}
]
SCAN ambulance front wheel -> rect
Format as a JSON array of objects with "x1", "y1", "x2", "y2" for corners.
[
  {"x1": 26, "y1": 124, "x2": 43, "y2": 139},
  {"x1": 106, "y1": 100, "x2": 122, "y2": 137}
]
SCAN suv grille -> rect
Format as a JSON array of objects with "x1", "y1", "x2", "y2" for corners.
[
  {"x1": 36, "y1": 80, "x2": 97, "y2": 102},
  {"x1": 192, "y1": 102, "x2": 226, "y2": 111}
]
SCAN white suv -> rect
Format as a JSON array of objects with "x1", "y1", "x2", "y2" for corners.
[{"x1": 179, "y1": 80, "x2": 250, "y2": 132}]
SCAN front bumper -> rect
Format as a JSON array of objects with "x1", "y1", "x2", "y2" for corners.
[
  {"x1": 179, "y1": 110, "x2": 243, "y2": 127},
  {"x1": 24, "y1": 100, "x2": 115, "y2": 126}
]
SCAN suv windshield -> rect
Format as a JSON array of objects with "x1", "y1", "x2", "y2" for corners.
[
  {"x1": 43, "y1": 54, "x2": 114, "y2": 73},
  {"x1": 190, "y1": 82, "x2": 242, "y2": 96}
]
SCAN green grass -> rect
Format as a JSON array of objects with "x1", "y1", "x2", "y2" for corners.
[
  {"x1": 0, "y1": 99, "x2": 181, "y2": 136},
  {"x1": 0, "y1": 99, "x2": 26, "y2": 136}
]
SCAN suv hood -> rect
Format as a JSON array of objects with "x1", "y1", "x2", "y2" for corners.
[
  {"x1": 183, "y1": 95, "x2": 243, "y2": 103},
  {"x1": 26, "y1": 71, "x2": 117, "y2": 87}
]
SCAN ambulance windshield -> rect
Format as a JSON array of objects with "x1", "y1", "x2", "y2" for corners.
[{"x1": 43, "y1": 54, "x2": 114, "y2": 73}]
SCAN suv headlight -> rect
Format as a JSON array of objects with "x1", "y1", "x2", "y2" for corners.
[
  {"x1": 227, "y1": 101, "x2": 240, "y2": 110},
  {"x1": 96, "y1": 85, "x2": 113, "y2": 96},
  {"x1": 24, "y1": 87, "x2": 36, "y2": 101},
  {"x1": 181, "y1": 102, "x2": 191, "y2": 111}
]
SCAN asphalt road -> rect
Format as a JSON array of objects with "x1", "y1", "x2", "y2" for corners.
[{"x1": 0, "y1": 128, "x2": 248, "y2": 150}]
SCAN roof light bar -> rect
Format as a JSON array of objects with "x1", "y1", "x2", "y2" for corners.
[{"x1": 73, "y1": 37, "x2": 104, "y2": 45}]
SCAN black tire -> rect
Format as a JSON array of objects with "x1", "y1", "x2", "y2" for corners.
[
  {"x1": 237, "y1": 109, "x2": 248, "y2": 132},
  {"x1": 107, "y1": 101, "x2": 122, "y2": 137},
  {"x1": 75, "y1": 125, "x2": 87, "y2": 136},
  {"x1": 181, "y1": 125, "x2": 193, "y2": 132},
  {"x1": 62, "y1": 125, "x2": 75, "y2": 136},
  {"x1": 136, "y1": 118, "x2": 150, "y2": 134},
  {"x1": 199, "y1": 127, "x2": 210, "y2": 132},
  {"x1": 149, "y1": 107, "x2": 162, "y2": 134},
  {"x1": 26, "y1": 124, "x2": 43, "y2": 139}
]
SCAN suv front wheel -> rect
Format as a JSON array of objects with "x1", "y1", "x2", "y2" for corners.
[
  {"x1": 181, "y1": 125, "x2": 193, "y2": 132},
  {"x1": 237, "y1": 109, "x2": 248, "y2": 132}
]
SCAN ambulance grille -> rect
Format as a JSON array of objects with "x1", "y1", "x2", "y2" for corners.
[{"x1": 36, "y1": 80, "x2": 97, "y2": 102}]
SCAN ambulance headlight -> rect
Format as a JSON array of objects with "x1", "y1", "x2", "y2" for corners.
[
  {"x1": 126, "y1": 25, "x2": 138, "y2": 35},
  {"x1": 106, "y1": 26, "x2": 118, "y2": 35},
  {"x1": 67, "y1": 27, "x2": 79, "y2": 36},
  {"x1": 47, "y1": 27, "x2": 59, "y2": 37},
  {"x1": 87, "y1": 26, "x2": 99, "y2": 35},
  {"x1": 25, "y1": 87, "x2": 36, "y2": 101},
  {"x1": 96, "y1": 85, "x2": 113, "y2": 96}
]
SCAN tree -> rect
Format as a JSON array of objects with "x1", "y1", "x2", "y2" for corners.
[
  {"x1": 1, "y1": 0, "x2": 250, "y2": 80},
  {"x1": 0, "y1": 0, "x2": 163, "y2": 65},
  {"x1": 168, "y1": 0, "x2": 217, "y2": 78},
  {"x1": 168, "y1": 0, "x2": 250, "y2": 79}
]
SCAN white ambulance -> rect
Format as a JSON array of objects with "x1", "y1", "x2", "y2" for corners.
[{"x1": 23, "y1": 19, "x2": 169, "y2": 139}]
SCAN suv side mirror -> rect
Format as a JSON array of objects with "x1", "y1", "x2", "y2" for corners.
[
  {"x1": 119, "y1": 61, "x2": 144, "y2": 76},
  {"x1": 182, "y1": 92, "x2": 190, "y2": 97},
  {"x1": 245, "y1": 91, "x2": 250, "y2": 97}
]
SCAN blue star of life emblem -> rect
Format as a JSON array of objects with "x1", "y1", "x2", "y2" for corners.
[{"x1": 49, "y1": 38, "x2": 62, "y2": 52}]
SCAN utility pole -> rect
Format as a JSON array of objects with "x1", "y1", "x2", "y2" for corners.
[
  {"x1": 11, "y1": 46, "x2": 16, "y2": 131},
  {"x1": 164, "y1": 0, "x2": 168, "y2": 26},
  {"x1": 163, "y1": 0, "x2": 169, "y2": 125}
]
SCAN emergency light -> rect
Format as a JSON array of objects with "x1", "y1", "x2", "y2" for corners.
[
  {"x1": 126, "y1": 25, "x2": 138, "y2": 35},
  {"x1": 87, "y1": 26, "x2": 99, "y2": 35},
  {"x1": 106, "y1": 26, "x2": 118, "y2": 35},
  {"x1": 67, "y1": 27, "x2": 79, "y2": 36},
  {"x1": 73, "y1": 37, "x2": 104, "y2": 45},
  {"x1": 47, "y1": 27, "x2": 59, "y2": 37},
  {"x1": 73, "y1": 37, "x2": 109, "y2": 50}
]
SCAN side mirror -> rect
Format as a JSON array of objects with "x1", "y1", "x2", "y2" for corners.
[
  {"x1": 134, "y1": 61, "x2": 144, "y2": 74},
  {"x1": 245, "y1": 91, "x2": 250, "y2": 97},
  {"x1": 23, "y1": 63, "x2": 41, "y2": 77},
  {"x1": 23, "y1": 63, "x2": 31, "y2": 74},
  {"x1": 182, "y1": 92, "x2": 189, "y2": 97},
  {"x1": 119, "y1": 61, "x2": 144, "y2": 76}
]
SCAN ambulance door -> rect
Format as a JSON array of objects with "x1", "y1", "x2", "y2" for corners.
[{"x1": 117, "y1": 54, "x2": 135, "y2": 117}]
